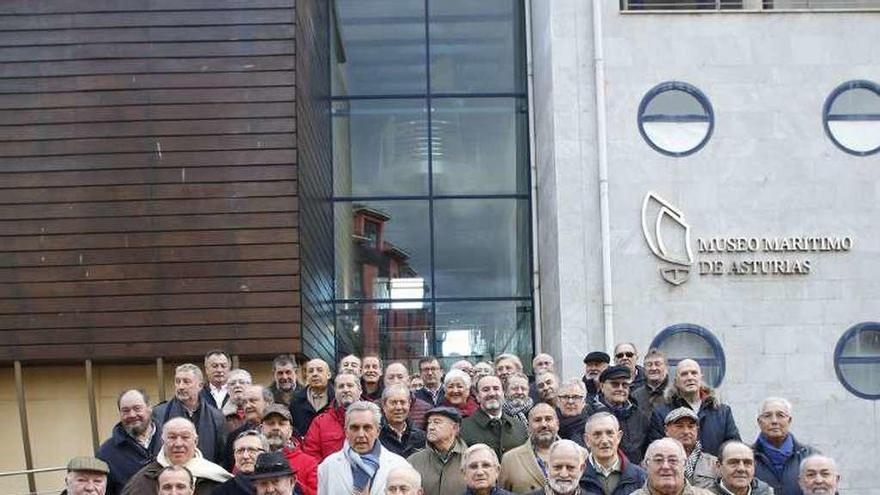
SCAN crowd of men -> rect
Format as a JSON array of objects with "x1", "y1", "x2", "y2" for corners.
[{"x1": 59, "y1": 345, "x2": 842, "y2": 495}]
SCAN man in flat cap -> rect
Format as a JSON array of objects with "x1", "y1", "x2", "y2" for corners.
[
  {"x1": 250, "y1": 451, "x2": 297, "y2": 495},
  {"x1": 582, "y1": 352, "x2": 610, "y2": 404},
  {"x1": 63, "y1": 456, "x2": 110, "y2": 495},
  {"x1": 664, "y1": 407, "x2": 718, "y2": 489},
  {"x1": 587, "y1": 365, "x2": 651, "y2": 464},
  {"x1": 407, "y1": 407, "x2": 468, "y2": 495}
]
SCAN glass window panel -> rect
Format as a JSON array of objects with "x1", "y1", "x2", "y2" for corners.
[
  {"x1": 433, "y1": 199, "x2": 530, "y2": 298},
  {"x1": 825, "y1": 82, "x2": 880, "y2": 155},
  {"x1": 431, "y1": 98, "x2": 528, "y2": 195},
  {"x1": 434, "y1": 300, "x2": 532, "y2": 364},
  {"x1": 639, "y1": 83, "x2": 713, "y2": 156},
  {"x1": 333, "y1": 99, "x2": 429, "y2": 196},
  {"x1": 333, "y1": 0, "x2": 426, "y2": 96},
  {"x1": 652, "y1": 327, "x2": 725, "y2": 387},
  {"x1": 838, "y1": 327, "x2": 880, "y2": 397},
  {"x1": 429, "y1": 0, "x2": 524, "y2": 94},
  {"x1": 335, "y1": 200, "x2": 430, "y2": 300},
  {"x1": 335, "y1": 302, "x2": 433, "y2": 366}
]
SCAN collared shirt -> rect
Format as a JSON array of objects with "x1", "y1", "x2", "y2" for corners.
[
  {"x1": 308, "y1": 387, "x2": 329, "y2": 411},
  {"x1": 425, "y1": 386, "x2": 442, "y2": 404},
  {"x1": 210, "y1": 384, "x2": 228, "y2": 408},
  {"x1": 133, "y1": 422, "x2": 157, "y2": 450},
  {"x1": 485, "y1": 410, "x2": 504, "y2": 421},
  {"x1": 588, "y1": 453, "x2": 620, "y2": 477},
  {"x1": 718, "y1": 480, "x2": 751, "y2": 495}
]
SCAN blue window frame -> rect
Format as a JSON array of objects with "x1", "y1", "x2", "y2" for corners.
[
  {"x1": 834, "y1": 322, "x2": 880, "y2": 400},
  {"x1": 822, "y1": 80, "x2": 880, "y2": 157},
  {"x1": 650, "y1": 323, "x2": 726, "y2": 387},
  {"x1": 638, "y1": 81, "x2": 714, "y2": 157}
]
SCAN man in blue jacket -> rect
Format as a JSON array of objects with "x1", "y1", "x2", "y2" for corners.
[
  {"x1": 753, "y1": 397, "x2": 818, "y2": 495},
  {"x1": 97, "y1": 389, "x2": 161, "y2": 495},
  {"x1": 579, "y1": 411, "x2": 647, "y2": 495}
]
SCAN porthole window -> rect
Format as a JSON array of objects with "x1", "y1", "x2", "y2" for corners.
[
  {"x1": 638, "y1": 81, "x2": 714, "y2": 157},
  {"x1": 823, "y1": 80, "x2": 880, "y2": 156},
  {"x1": 834, "y1": 322, "x2": 880, "y2": 400},
  {"x1": 650, "y1": 323, "x2": 725, "y2": 387}
]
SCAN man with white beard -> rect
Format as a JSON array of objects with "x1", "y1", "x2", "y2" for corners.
[
  {"x1": 526, "y1": 440, "x2": 587, "y2": 495},
  {"x1": 501, "y1": 372, "x2": 533, "y2": 429},
  {"x1": 798, "y1": 455, "x2": 841, "y2": 495}
]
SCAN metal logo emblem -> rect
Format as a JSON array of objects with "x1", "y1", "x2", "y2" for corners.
[{"x1": 641, "y1": 192, "x2": 694, "y2": 286}]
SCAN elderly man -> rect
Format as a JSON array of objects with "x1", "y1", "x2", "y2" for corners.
[
  {"x1": 532, "y1": 353, "x2": 555, "y2": 376},
  {"x1": 461, "y1": 444, "x2": 515, "y2": 495},
  {"x1": 157, "y1": 465, "x2": 194, "y2": 495},
  {"x1": 526, "y1": 440, "x2": 585, "y2": 495},
  {"x1": 752, "y1": 398, "x2": 818, "y2": 495},
  {"x1": 200, "y1": 350, "x2": 231, "y2": 410},
  {"x1": 97, "y1": 389, "x2": 161, "y2": 495},
  {"x1": 500, "y1": 403, "x2": 560, "y2": 493},
  {"x1": 261, "y1": 405, "x2": 319, "y2": 495},
  {"x1": 211, "y1": 431, "x2": 268, "y2": 495},
  {"x1": 493, "y1": 354, "x2": 523, "y2": 388},
  {"x1": 379, "y1": 384, "x2": 427, "y2": 458},
  {"x1": 582, "y1": 351, "x2": 610, "y2": 403},
  {"x1": 416, "y1": 356, "x2": 445, "y2": 406},
  {"x1": 250, "y1": 451, "x2": 297, "y2": 495},
  {"x1": 556, "y1": 379, "x2": 589, "y2": 446},
  {"x1": 385, "y1": 465, "x2": 424, "y2": 495},
  {"x1": 536, "y1": 371, "x2": 560, "y2": 408},
  {"x1": 362, "y1": 355, "x2": 385, "y2": 402},
  {"x1": 340, "y1": 354, "x2": 363, "y2": 377},
  {"x1": 798, "y1": 455, "x2": 840, "y2": 495},
  {"x1": 290, "y1": 358, "x2": 334, "y2": 438},
  {"x1": 122, "y1": 417, "x2": 231, "y2": 495},
  {"x1": 579, "y1": 412, "x2": 646, "y2": 495},
  {"x1": 62, "y1": 456, "x2": 109, "y2": 495},
  {"x1": 501, "y1": 372, "x2": 533, "y2": 429},
  {"x1": 632, "y1": 349, "x2": 669, "y2": 411},
  {"x1": 268, "y1": 355, "x2": 298, "y2": 407},
  {"x1": 222, "y1": 369, "x2": 253, "y2": 433},
  {"x1": 650, "y1": 359, "x2": 740, "y2": 456},
  {"x1": 303, "y1": 370, "x2": 362, "y2": 461},
  {"x1": 154, "y1": 364, "x2": 227, "y2": 464},
  {"x1": 317, "y1": 401, "x2": 409, "y2": 494},
  {"x1": 631, "y1": 438, "x2": 713, "y2": 495},
  {"x1": 407, "y1": 407, "x2": 468, "y2": 495},
  {"x1": 709, "y1": 441, "x2": 773, "y2": 495},
  {"x1": 664, "y1": 408, "x2": 718, "y2": 489},
  {"x1": 385, "y1": 362, "x2": 432, "y2": 429},
  {"x1": 613, "y1": 343, "x2": 646, "y2": 390},
  {"x1": 588, "y1": 365, "x2": 651, "y2": 464},
  {"x1": 221, "y1": 384, "x2": 272, "y2": 470},
  {"x1": 461, "y1": 374, "x2": 528, "y2": 458}
]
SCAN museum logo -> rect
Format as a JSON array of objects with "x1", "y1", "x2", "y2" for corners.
[{"x1": 641, "y1": 192, "x2": 694, "y2": 286}]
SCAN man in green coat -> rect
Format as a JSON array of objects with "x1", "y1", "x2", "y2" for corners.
[
  {"x1": 460, "y1": 375, "x2": 528, "y2": 459},
  {"x1": 407, "y1": 407, "x2": 468, "y2": 495}
]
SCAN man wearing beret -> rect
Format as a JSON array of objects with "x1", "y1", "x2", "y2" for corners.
[
  {"x1": 62, "y1": 456, "x2": 110, "y2": 495},
  {"x1": 582, "y1": 352, "x2": 610, "y2": 404},
  {"x1": 407, "y1": 407, "x2": 468, "y2": 495},
  {"x1": 586, "y1": 365, "x2": 652, "y2": 464}
]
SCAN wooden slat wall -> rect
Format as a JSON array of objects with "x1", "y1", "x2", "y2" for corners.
[{"x1": 0, "y1": 0, "x2": 301, "y2": 362}]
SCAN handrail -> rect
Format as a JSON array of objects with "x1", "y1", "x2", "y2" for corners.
[{"x1": 0, "y1": 466, "x2": 66, "y2": 478}]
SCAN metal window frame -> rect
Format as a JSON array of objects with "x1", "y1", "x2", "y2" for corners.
[
  {"x1": 822, "y1": 79, "x2": 880, "y2": 157},
  {"x1": 650, "y1": 323, "x2": 727, "y2": 387},
  {"x1": 834, "y1": 321, "x2": 880, "y2": 400},
  {"x1": 637, "y1": 80, "x2": 716, "y2": 158}
]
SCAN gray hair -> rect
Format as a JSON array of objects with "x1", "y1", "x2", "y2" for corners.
[
  {"x1": 335, "y1": 369, "x2": 362, "y2": 388},
  {"x1": 381, "y1": 384, "x2": 411, "y2": 402},
  {"x1": 175, "y1": 363, "x2": 204, "y2": 383},
  {"x1": 345, "y1": 400, "x2": 381, "y2": 428},
  {"x1": 558, "y1": 379, "x2": 587, "y2": 396},
  {"x1": 234, "y1": 430, "x2": 270, "y2": 452},
  {"x1": 759, "y1": 397, "x2": 793, "y2": 417},
  {"x1": 162, "y1": 417, "x2": 197, "y2": 440},
  {"x1": 585, "y1": 411, "x2": 619, "y2": 433},
  {"x1": 799, "y1": 454, "x2": 838, "y2": 478},
  {"x1": 443, "y1": 369, "x2": 472, "y2": 389},
  {"x1": 717, "y1": 440, "x2": 754, "y2": 463},
  {"x1": 228, "y1": 368, "x2": 253, "y2": 383},
  {"x1": 535, "y1": 371, "x2": 558, "y2": 385},
  {"x1": 548, "y1": 439, "x2": 585, "y2": 465},
  {"x1": 645, "y1": 438, "x2": 686, "y2": 465},
  {"x1": 461, "y1": 443, "x2": 499, "y2": 470},
  {"x1": 493, "y1": 353, "x2": 523, "y2": 370},
  {"x1": 246, "y1": 384, "x2": 274, "y2": 405},
  {"x1": 387, "y1": 465, "x2": 422, "y2": 489}
]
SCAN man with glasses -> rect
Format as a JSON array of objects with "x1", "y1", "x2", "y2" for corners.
[
  {"x1": 579, "y1": 412, "x2": 646, "y2": 495},
  {"x1": 416, "y1": 356, "x2": 445, "y2": 406},
  {"x1": 221, "y1": 385, "x2": 273, "y2": 471},
  {"x1": 587, "y1": 366, "x2": 651, "y2": 464},
  {"x1": 753, "y1": 397, "x2": 817, "y2": 495},
  {"x1": 556, "y1": 380, "x2": 589, "y2": 446},
  {"x1": 632, "y1": 349, "x2": 669, "y2": 412},
  {"x1": 631, "y1": 438, "x2": 713, "y2": 495},
  {"x1": 613, "y1": 343, "x2": 646, "y2": 390},
  {"x1": 211, "y1": 430, "x2": 269, "y2": 494}
]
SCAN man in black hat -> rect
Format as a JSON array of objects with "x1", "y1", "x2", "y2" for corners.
[
  {"x1": 250, "y1": 451, "x2": 296, "y2": 495},
  {"x1": 63, "y1": 456, "x2": 110, "y2": 495},
  {"x1": 582, "y1": 351, "x2": 610, "y2": 404},
  {"x1": 407, "y1": 407, "x2": 468, "y2": 495},
  {"x1": 586, "y1": 365, "x2": 651, "y2": 464}
]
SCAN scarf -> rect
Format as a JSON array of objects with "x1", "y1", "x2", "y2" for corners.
[
  {"x1": 156, "y1": 446, "x2": 232, "y2": 483},
  {"x1": 503, "y1": 397, "x2": 533, "y2": 429},
  {"x1": 557, "y1": 410, "x2": 588, "y2": 445},
  {"x1": 757, "y1": 433, "x2": 793, "y2": 475},
  {"x1": 160, "y1": 398, "x2": 221, "y2": 462},
  {"x1": 684, "y1": 441, "x2": 703, "y2": 480},
  {"x1": 343, "y1": 440, "x2": 382, "y2": 491}
]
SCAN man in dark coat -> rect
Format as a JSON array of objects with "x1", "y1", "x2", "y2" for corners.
[
  {"x1": 267, "y1": 354, "x2": 298, "y2": 407},
  {"x1": 613, "y1": 343, "x2": 647, "y2": 390},
  {"x1": 289, "y1": 358, "x2": 333, "y2": 438},
  {"x1": 97, "y1": 389, "x2": 162, "y2": 495},
  {"x1": 630, "y1": 348, "x2": 669, "y2": 412},
  {"x1": 582, "y1": 352, "x2": 610, "y2": 404},
  {"x1": 378, "y1": 383, "x2": 427, "y2": 458},
  {"x1": 752, "y1": 397, "x2": 818, "y2": 495},
  {"x1": 200, "y1": 350, "x2": 231, "y2": 410},
  {"x1": 415, "y1": 356, "x2": 445, "y2": 406},
  {"x1": 648, "y1": 359, "x2": 740, "y2": 456},
  {"x1": 460, "y1": 375, "x2": 528, "y2": 459},
  {"x1": 153, "y1": 363, "x2": 227, "y2": 465},
  {"x1": 210, "y1": 430, "x2": 267, "y2": 495},
  {"x1": 384, "y1": 361, "x2": 432, "y2": 430},
  {"x1": 709, "y1": 441, "x2": 774, "y2": 495},
  {"x1": 587, "y1": 366, "x2": 651, "y2": 464},
  {"x1": 579, "y1": 412, "x2": 647, "y2": 495},
  {"x1": 219, "y1": 384, "x2": 272, "y2": 471},
  {"x1": 556, "y1": 379, "x2": 589, "y2": 446}
]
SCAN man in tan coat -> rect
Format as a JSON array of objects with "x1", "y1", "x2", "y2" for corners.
[
  {"x1": 499, "y1": 403, "x2": 559, "y2": 493},
  {"x1": 407, "y1": 407, "x2": 468, "y2": 495}
]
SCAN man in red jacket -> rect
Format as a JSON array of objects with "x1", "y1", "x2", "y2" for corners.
[
  {"x1": 301, "y1": 370, "x2": 361, "y2": 461},
  {"x1": 260, "y1": 405, "x2": 319, "y2": 495}
]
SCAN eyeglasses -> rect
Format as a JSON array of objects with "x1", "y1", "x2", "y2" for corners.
[
  {"x1": 559, "y1": 395, "x2": 585, "y2": 402},
  {"x1": 234, "y1": 447, "x2": 265, "y2": 455},
  {"x1": 615, "y1": 352, "x2": 635, "y2": 359},
  {"x1": 605, "y1": 381, "x2": 630, "y2": 389},
  {"x1": 649, "y1": 456, "x2": 681, "y2": 467}
]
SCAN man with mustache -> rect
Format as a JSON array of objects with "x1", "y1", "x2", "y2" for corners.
[
  {"x1": 499, "y1": 403, "x2": 560, "y2": 493},
  {"x1": 303, "y1": 370, "x2": 362, "y2": 461},
  {"x1": 122, "y1": 417, "x2": 231, "y2": 495},
  {"x1": 798, "y1": 455, "x2": 840, "y2": 495},
  {"x1": 154, "y1": 364, "x2": 227, "y2": 465},
  {"x1": 407, "y1": 407, "x2": 468, "y2": 495},
  {"x1": 630, "y1": 438, "x2": 712, "y2": 495},
  {"x1": 200, "y1": 350, "x2": 231, "y2": 410},
  {"x1": 211, "y1": 431, "x2": 269, "y2": 495},
  {"x1": 461, "y1": 375, "x2": 528, "y2": 459},
  {"x1": 709, "y1": 441, "x2": 773, "y2": 495},
  {"x1": 502, "y1": 372, "x2": 533, "y2": 430},
  {"x1": 261, "y1": 405, "x2": 319, "y2": 495},
  {"x1": 362, "y1": 355, "x2": 385, "y2": 402},
  {"x1": 267, "y1": 355, "x2": 298, "y2": 407},
  {"x1": 290, "y1": 359, "x2": 334, "y2": 438},
  {"x1": 220, "y1": 385, "x2": 273, "y2": 471},
  {"x1": 526, "y1": 440, "x2": 586, "y2": 495},
  {"x1": 98, "y1": 389, "x2": 161, "y2": 495},
  {"x1": 578, "y1": 412, "x2": 646, "y2": 495},
  {"x1": 378, "y1": 384, "x2": 427, "y2": 458}
]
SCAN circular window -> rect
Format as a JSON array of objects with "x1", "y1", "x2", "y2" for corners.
[
  {"x1": 834, "y1": 322, "x2": 880, "y2": 400},
  {"x1": 650, "y1": 323, "x2": 725, "y2": 387},
  {"x1": 638, "y1": 81, "x2": 714, "y2": 157},
  {"x1": 823, "y1": 80, "x2": 880, "y2": 156}
]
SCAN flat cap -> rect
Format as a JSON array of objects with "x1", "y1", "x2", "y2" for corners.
[
  {"x1": 599, "y1": 365, "x2": 631, "y2": 382},
  {"x1": 664, "y1": 407, "x2": 699, "y2": 425},
  {"x1": 262, "y1": 404, "x2": 292, "y2": 422},
  {"x1": 583, "y1": 351, "x2": 611, "y2": 364},
  {"x1": 250, "y1": 451, "x2": 294, "y2": 480},
  {"x1": 67, "y1": 456, "x2": 110, "y2": 475},
  {"x1": 426, "y1": 406, "x2": 462, "y2": 424}
]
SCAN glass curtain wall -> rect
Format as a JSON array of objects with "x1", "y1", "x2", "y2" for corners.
[{"x1": 331, "y1": 0, "x2": 532, "y2": 369}]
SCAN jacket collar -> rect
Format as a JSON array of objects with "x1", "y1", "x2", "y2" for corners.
[{"x1": 472, "y1": 408, "x2": 512, "y2": 427}]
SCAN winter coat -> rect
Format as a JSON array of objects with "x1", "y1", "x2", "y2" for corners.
[
  {"x1": 220, "y1": 421, "x2": 258, "y2": 472},
  {"x1": 688, "y1": 451, "x2": 719, "y2": 490},
  {"x1": 414, "y1": 386, "x2": 444, "y2": 406},
  {"x1": 96, "y1": 422, "x2": 162, "y2": 495},
  {"x1": 630, "y1": 366, "x2": 648, "y2": 390},
  {"x1": 708, "y1": 477, "x2": 775, "y2": 495},
  {"x1": 378, "y1": 419, "x2": 427, "y2": 458},
  {"x1": 499, "y1": 440, "x2": 546, "y2": 493},
  {"x1": 302, "y1": 402, "x2": 346, "y2": 462},
  {"x1": 460, "y1": 409, "x2": 529, "y2": 459},
  {"x1": 557, "y1": 408, "x2": 589, "y2": 447},
  {"x1": 409, "y1": 392, "x2": 433, "y2": 430},
  {"x1": 283, "y1": 446, "x2": 319, "y2": 495},
  {"x1": 200, "y1": 385, "x2": 228, "y2": 410},
  {"x1": 210, "y1": 475, "x2": 252, "y2": 495},
  {"x1": 407, "y1": 438, "x2": 468, "y2": 495},
  {"x1": 753, "y1": 434, "x2": 817, "y2": 495},
  {"x1": 122, "y1": 457, "x2": 229, "y2": 495},
  {"x1": 629, "y1": 483, "x2": 714, "y2": 495},
  {"x1": 579, "y1": 452, "x2": 647, "y2": 495},
  {"x1": 268, "y1": 382, "x2": 296, "y2": 408},
  {"x1": 316, "y1": 442, "x2": 409, "y2": 495},
  {"x1": 153, "y1": 398, "x2": 227, "y2": 465},
  {"x1": 649, "y1": 386, "x2": 740, "y2": 456},
  {"x1": 630, "y1": 377, "x2": 669, "y2": 412},
  {"x1": 290, "y1": 385, "x2": 334, "y2": 438},
  {"x1": 588, "y1": 396, "x2": 652, "y2": 464}
]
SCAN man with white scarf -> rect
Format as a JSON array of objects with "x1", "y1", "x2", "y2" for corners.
[
  {"x1": 122, "y1": 417, "x2": 231, "y2": 495},
  {"x1": 317, "y1": 400, "x2": 410, "y2": 494}
]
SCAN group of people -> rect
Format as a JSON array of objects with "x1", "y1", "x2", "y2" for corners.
[{"x1": 59, "y1": 345, "x2": 842, "y2": 495}]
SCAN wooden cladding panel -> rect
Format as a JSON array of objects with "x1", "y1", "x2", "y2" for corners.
[{"x1": 0, "y1": 0, "x2": 300, "y2": 362}]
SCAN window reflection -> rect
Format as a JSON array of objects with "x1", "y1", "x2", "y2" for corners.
[
  {"x1": 434, "y1": 300, "x2": 533, "y2": 362},
  {"x1": 336, "y1": 302, "x2": 432, "y2": 364}
]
